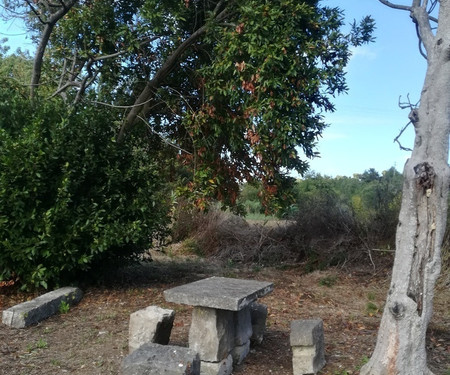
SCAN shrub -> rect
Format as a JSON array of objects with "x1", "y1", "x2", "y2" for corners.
[{"x1": 0, "y1": 88, "x2": 170, "y2": 289}]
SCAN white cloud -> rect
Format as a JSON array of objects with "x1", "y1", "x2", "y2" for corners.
[{"x1": 349, "y1": 45, "x2": 377, "y2": 60}]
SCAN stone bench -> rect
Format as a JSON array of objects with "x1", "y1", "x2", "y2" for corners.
[
  {"x1": 164, "y1": 277, "x2": 273, "y2": 375},
  {"x1": 122, "y1": 342, "x2": 200, "y2": 375},
  {"x1": 128, "y1": 305, "x2": 175, "y2": 353},
  {"x1": 290, "y1": 319, "x2": 326, "y2": 375},
  {"x1": 2, "y1": 287, "x2": 83, "y2": 328}
]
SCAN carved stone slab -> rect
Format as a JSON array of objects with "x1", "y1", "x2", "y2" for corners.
[{"x1": 164, "y1": 277, "x2": 273, "y2": 311}]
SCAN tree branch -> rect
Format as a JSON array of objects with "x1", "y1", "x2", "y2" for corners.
[
  {"x1": 379, "y1": 0, "x2": 436, "y2": 58},
  {"x1": 410, "y1": 3, "x2": 435, "y2": 55},
  {"x1": 118, "y1": 25, "x2": 208, "y2": 141},
  {"x1": 24, "y1": 0, "x2": 47, "y2": 24},
  {"x1": 378, "y1": 0, "x2": 412, "y2": 12},
  {"x1": 30, "y1": 0, "x2": 77, "y2": 100},
  {"x1": 117, "y1": 0, "x2": 229, "y2": 142},
  {"x1": 137, "y1": 115, "x2": 193, "y2": 155}
]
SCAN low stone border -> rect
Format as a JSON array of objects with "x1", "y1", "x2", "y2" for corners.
[{"x1": 2, "y1": 286, "x2": 83, "y2": 328}]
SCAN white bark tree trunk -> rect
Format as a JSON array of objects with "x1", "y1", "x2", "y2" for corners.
[{"x1": 360, "y1": 1, "x2": 450, "y2": 374}]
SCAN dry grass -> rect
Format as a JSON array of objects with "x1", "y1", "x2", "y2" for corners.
[{"x1": 170, "y1": 209, "x2": 374, "y2": 271}]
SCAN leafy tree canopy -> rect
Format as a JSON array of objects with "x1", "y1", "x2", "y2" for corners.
[{"x1": 2, "y1": 0, "x2": 375, "y2": 212}]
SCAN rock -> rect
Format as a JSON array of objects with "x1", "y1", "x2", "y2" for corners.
[
  {"x1": 128, "y1": 305, "x2": 175, "y2": 353},
  {"x1": 189, "y1": 307, "x2": 234, "y2": 362},
  {"x1": 122, "y1": 342, "x2": 200, "y2": 375},
  {"x1": 250, "y1": 302, "x2": 268, "y2": 345},
  {"x1": 234, "y1": 307, "x2": 252, "y2": 346},
  {"x1": 200, "y1": 354, "x2": 233, "y2": 375},
  {"x1": 231, "y1": 340, "x2": 250, "y2": 365},
  {"x1": 2, "y1": 287, "x2": 83, "y2": 328},
  {"x1": 290, "y1": 319, "x2": 326, "y2": 375}
]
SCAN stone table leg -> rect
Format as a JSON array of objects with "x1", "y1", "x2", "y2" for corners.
[
  {"x1": 232, "y1": 306, "x2": 252, "y2": 364},
  {"x1": 189, "y1": 307, "x2": 234, "y2": 362}
]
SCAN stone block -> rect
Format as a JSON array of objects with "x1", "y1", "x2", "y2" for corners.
[
  {"x1": 129, "y1": 305, "x2": 175, "y2": 353},
  {"x1": 250, "y1": 302, "x2": 268, "y2": 345},
  {"x1": 164, "y1": 277, "x2": 273, "y2": 311},
  {"x1": 234, "y1": 307, "x2": 252, "y2": 346},
  {"x1": 189, "y1": 307, "x2": 234, "y2": 362},
  {"x1": 200, "y1": 355, "x2": 233, "y2": 375},
  {"x1": 292, "y1": 346, "x2": 325, "y2": 375},
  {"x1": 290, "y1": 319, "x2": 324, "y2": 347},
  {"x1": 231, "y1": 340, "x2": 250, "y2": 365},
  {"x1": 290, "y1": 319, "x2": 325, "y2": 375},
  {"x1": 2, "y1": 287, "x2": 83, "y2": 328},
  {"x1": 122, "y1": 342, "x2": 200, "y2": 375}
]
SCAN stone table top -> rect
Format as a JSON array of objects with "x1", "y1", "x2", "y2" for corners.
[{"x1": 163, "y1": 276, "x2": 273, "y2": 311}]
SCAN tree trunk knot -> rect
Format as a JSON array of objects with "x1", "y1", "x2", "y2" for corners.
[
  {"x1": 414, "y1": 162, "x2": 435, "y2": 192},
  {"x1": 408, "y1": 108, "x2": 419, "y2": 124},
  {"x1": 389, "y1": 302, "x2": 406, "y2": 320}
]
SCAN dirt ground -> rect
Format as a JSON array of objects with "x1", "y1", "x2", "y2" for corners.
[{"x1": 0, "y1": 252, "x2": 448, "y2": 375}]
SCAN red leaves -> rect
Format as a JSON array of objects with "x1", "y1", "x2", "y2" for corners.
[
  {"x1": 235, "y1": 61, "x2": 246, "y2": 72},
  {"x1": 235, "y1": 23, "x2": 245, "y2": 34},
  {"x1": 0, "y1": 279, "x2": 16, "y2": 288},
  {"x1": 241, "y1": 80, "x2": 255, "y2": 93},
  {"x1": 246, "y1": 129, "x2": 260, "y2": 145}
]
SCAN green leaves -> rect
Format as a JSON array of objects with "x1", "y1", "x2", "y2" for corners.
[
  {"x1": 177, "y1": 0, "x2": 374, "y2": 211},
  {"x1": 0, "y1": 85, "x2": 170, "y2": 289},
  {"x1": 5, "y1": 0, "x2": 375, "y2": 218}
]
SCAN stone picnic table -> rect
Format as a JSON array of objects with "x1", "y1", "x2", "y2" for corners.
[{"x1": 164, "y1": 276, "x2": 273, "y2": 374}]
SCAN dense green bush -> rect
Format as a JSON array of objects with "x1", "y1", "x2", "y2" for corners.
[{"x1": 0, "y1": 87, "x2": 170, "y2": 289}]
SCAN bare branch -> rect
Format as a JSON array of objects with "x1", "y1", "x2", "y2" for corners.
[
  {"x1": 92, "y1": 50, "x2": 126, "y2": 62},
  {"x1": 398, "y1": 93, "x2": 420, "y2": 110},
  {"x1": 410, "y1": 3, "x2": 435, "y2": 54},
  {"x1": 48, "y1": 80, "x2": 81, "y2": 99},
  {"x1": 24, "y1": 0, "x2": 46, "y2": 24},
  {"x1": 74, "y1": 58, "x2": 95, "y2": 104},
  {"x1": 91, "y1": 97, "x2": 162, "y2": 110},
  {"x1": 57, "y1": 58, "x2": 67, "y2": 89},
  {"x1": 378, "y1": 0, "x2": 412, "y2": 12},
  {"x1": 394, "y1": 94, "x2": 419, "y2": 152},
  {"x1": 137, "y1": 115, "x2": 193, "y2": 155},
  {"x1": 394, "y1": 122, "x2": 414, "y2": 152},
  {"x1": 30, "y1": 0, "x2": 78, "y2": 100},
  {"x1": 380, "y1": 0, "x2": 436, "y2": 58},
  {"x1": 415, "y1": 23, "x2": 428, "y2": 59}
]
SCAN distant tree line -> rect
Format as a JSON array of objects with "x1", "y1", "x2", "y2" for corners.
[{"x1": 240, "y1": 167, "x2": 404, "y2": 249}]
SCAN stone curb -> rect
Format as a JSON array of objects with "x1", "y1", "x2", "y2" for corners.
[{"x1": 2, "y1": 286, "x2": 83, "y2": 328}]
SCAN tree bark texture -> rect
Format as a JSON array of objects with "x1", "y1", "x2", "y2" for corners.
[{"x1": 361, "y1": 1, "x2": 450, "y2": 374}]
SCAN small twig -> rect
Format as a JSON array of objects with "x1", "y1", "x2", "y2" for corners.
[
  {"x1": 370, "y1": 248, "x2": 396, "y2": 253},
  {"x1": 25, "y1": 0, "x2": 47, "y2": 24},
  {"x1": 394, "y1": 94, "x2": 419, "y2": 151},
  {"x1": 137, "y1": 115, "x2": 193, "y2": 155},
  {"x1": 91, "y1": 96, "x2": 159, "y2": 109},
  {"x1": 394, "y1": 121, "x2": 413, "y2": 152}
]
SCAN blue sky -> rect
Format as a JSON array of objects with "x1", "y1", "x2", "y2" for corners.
[
  {"x1": 0, "y1": 1, "x2": 428, "y2": 177},
  {"x1": 310, "y1": 0, "x2": 428, "y2": 177}
]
